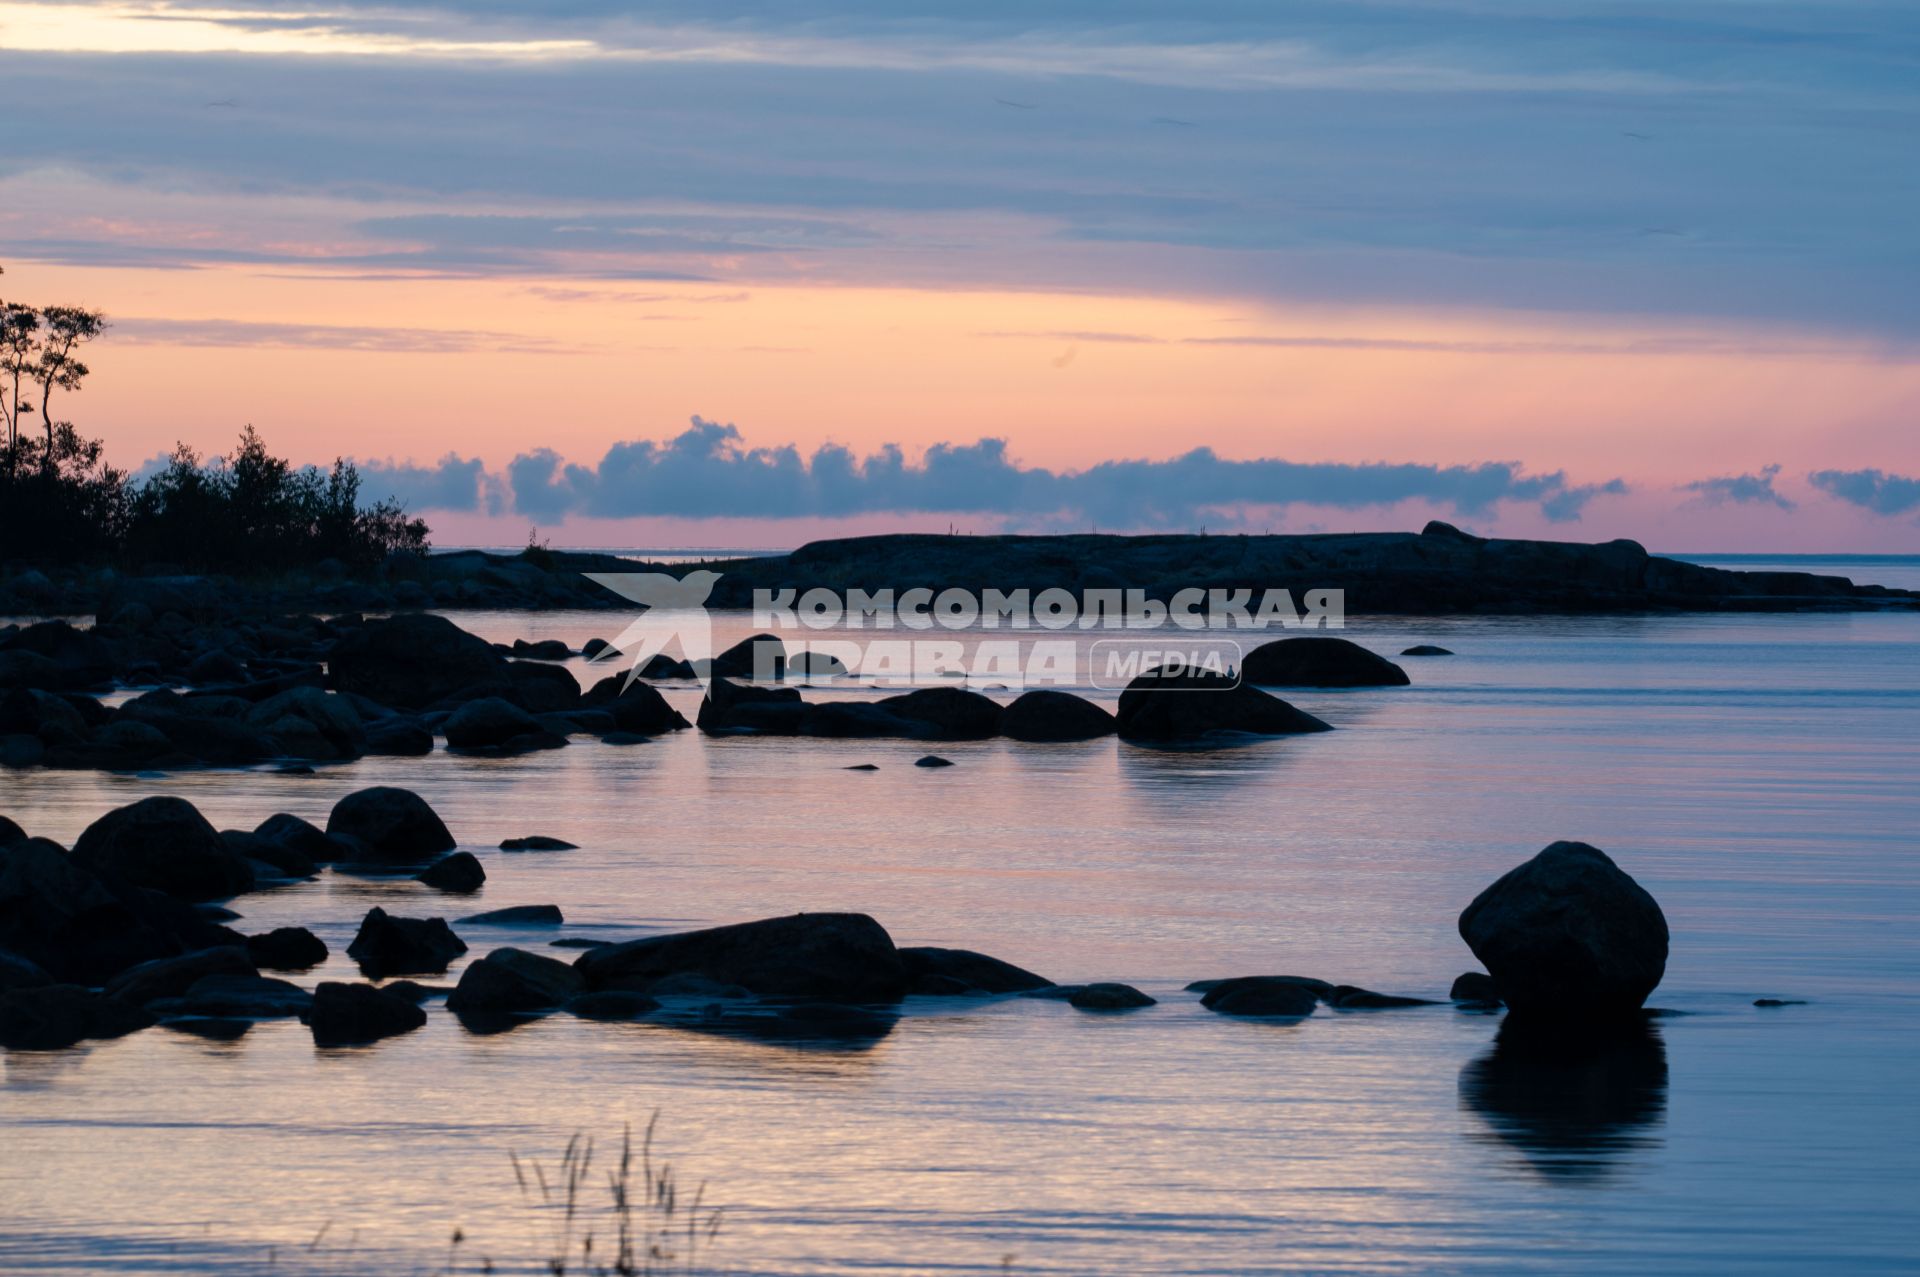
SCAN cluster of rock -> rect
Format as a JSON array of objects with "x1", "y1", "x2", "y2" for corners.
[
  {"x1": 5, "y1": 766, "x2": 1678, "y2": 1052},
  {"x1": 4, "y1": 613, "x2": 1453, "y2": 771},
  {"x1": 0, "y1": 612, "x2": 690, "y2": 770}
]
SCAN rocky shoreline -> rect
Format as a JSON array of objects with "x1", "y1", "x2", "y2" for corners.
[
  {"x1": 3, "y1": 522, "x2": 1913, "y2": 618},
  {"x1": 2, "y1": 784, "x2": 1695, "y2": 1052}
]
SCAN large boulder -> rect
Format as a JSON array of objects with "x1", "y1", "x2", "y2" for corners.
[
  {"x1": 0, "y1": 983, "x2": 156, "y2": 1049},
  {"x1": 415, "y1": 852, "x2": 486, "y2": 893},
  {"x1": 1242, "y1": 637, "x2": 1410, "y2": 687},
  {"x1": 446, "y1": 947, "x2": 583, "y2": 1016},
  {"x1": 1114, "y1": 668, "x2": 1332, "y2": 742},
  {"x1": 71, "y1": 797, "x2": 255, "y2": 901},
  {"x1": 1458, "y1": 842, "x2": 1668, "y2": 1021},
  {"x1": 873, "y1": 687, "x2": 1004, "y2": 740},
  {"x1": 0, "y1": 816, "x2": 25, "y2": 846},
  {"x1": 243, "y1": 687, "x2": 366, "y2": 759},
  {"x1": 326, "y1": 787, "x2": 455, "y2": 862},
  {"x1": 708, "y1": 634, "x2": 787, "y2": 680},
  {"x1": 253, "y1": 813, "x2": 341, "y2": 865},
  {"x1": 442, "y1": 697, "x2": 547, "y2": 751},
  {"x1": 328, "y1": 613, "x2": 507, "y2": 710},
  {"x1": 0, "y1": 837, "x2": 237, "y2": 983},
  {"x1": 696, "y1": 678, "x2": 806, "y2": 735},
  {"x1": 364, "y1": 716, "x2": 434, "y2": 756},
  {"x1": 346, "y1": 906, "x2": 467, "y2": 978},
  {"x1": 1001, "y1": 690, "x2": 1116, "y2": 742},
  {"x1": 579, "y1": 675, "x2": 691, "y2": 734},
  {"x1": 576, "y1": 912, "x2": 909, "y2": 1003},
  {"x1": 307, "y1": 981, "x2": 428, "y2": 1046}
]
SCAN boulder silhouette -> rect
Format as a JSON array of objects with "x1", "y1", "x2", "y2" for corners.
[
  {"x1": 71, "y1": 797, "x2": 255, "y2": 902},
  {"x1": 576, "y1": 912, "x2": 909, "y2": 1003},
  {"x1": 1115, "y1": 668, "x2": 1332, "y2": 742},
  {"x1": 1242, "y1": 636, "x2": 1410, "y2": 687},
  {"x1": 1459, "y1": 841, "x2": 1668, "y2": 1022},
  {"x1": 1001, "y1": 690, "x2": 1116, "y2": 741},
  {"x1": 326, "y1": 787, "x2": 455, "y2": 862}
]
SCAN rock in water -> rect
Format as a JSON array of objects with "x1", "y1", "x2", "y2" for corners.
[
  {"x1": 1200, "y1": 977, "x2": 1321, "y2": 1018},
  {"x1": 1242, "y1": 636, "x2": 1411, "y2": 687},
  {"x1": 1401, "y1": 645, "x2": 1454, "y2": 657},
  {"x1": 1068, "y1": 982, "x2": 1156, "y2": 1011},
  {"x1": 1458, "y1": 841, "x2": 1668, "y2": 1022},
  {"x1": 0, "y1": 984, "x2": 156, "y2": 1049},
  {"x1": 327, "y1": 613, "x2": 507, "y2": 710},
  {"x1": 1001, "y1": 690, "x2": 1117, "y2": 742},
  {"x1": 71, "y1": 796, "x2": 255, "y2": 901},
  {"x1": 446, "y1": 947, "x2": 583, "y2": 1016},
  {"x1": 913, "y1": 755, "x2": 954, "y2": 768},
  {"x1": 325, "y1": 787, "x2": 455, "y2": 862},
  {"x1": 414, "y1": 852, "x2": 486, "y2": 893},
  {"x1": 308, "y1": 981, "x2": 428, "y2": 1046},
  {"x1": 346, "y1": 907, "x2": 468, "y2": 978},
  {"x1": 458, "y1": 905, "x2": 564, "y2": 926},
  {"x1": 873, "y1": 687, "x2": 1004, "y2": 740},
  {"x1": 1115, "y1": 668, "x2": 1332, "y2": 743},
  {"x1": 899, "y1": 946, "x2": 1053, "y2": 994},
  {"x1": 247, "y1": 927, "x2": 329, "y2": 971},
  {"x1": 105, "y1": 945, "x2": 256, "y2": 1006},
  {"x1": 579, "y1": 676, "x2": 691, "y2": 734},
  {"x1": 499, "y1": 835, "x2": 578, "y2": 851},
  {"x1": 575, "y1": 912, "x2": 909, "y2": 1003},
  {"x1": 442, "y1": 697, "x2": 544, "y2": 750},
  {"x1": 1450, "y1": 971, "x2": 1500, "y2": 1003}
]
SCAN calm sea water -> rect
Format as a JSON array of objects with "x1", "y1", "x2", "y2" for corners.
[{"x1": 3, "y1": 569, "x2": 1918, "y2": 1274}]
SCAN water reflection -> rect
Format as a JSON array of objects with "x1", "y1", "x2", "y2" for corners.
[{"x1": 1459, "y1": 1018, "x2": 1668, "y2": 1182}]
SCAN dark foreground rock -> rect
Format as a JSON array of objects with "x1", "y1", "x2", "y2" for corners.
[
  {"x1": 307, "y1": 981, "x2": 428, "y2": 1046},
  {"x1": 899, "y1": 946, "x2": 1053, "y2": 995},
  {"x1": 151, "y1": 974, "x2": 314, "y2": 1019},
  {"x1": 1242, "y1": 636, "x2": 1410, "y2": 687},
  {"x1": 566, "y1": 990, "x2": 660, "y2": 1021},
  {"x1": 71, "y1": 797, "x2": 255, "y2": 902},
  {"x1": 105, "y1": 945, "x2": 255, "y2": 1006},
  {"x1": 415, "y1": 852, "x2": 486, "y2": 893},
  {"x1": 1068, "y1": 982, "x2": 1156, "y2": 1010},
  {"x1": 247, "y1": 927, "x2": 329, "y2": 971},
  {"x1": 326, "y1": 787, "x2": 455, "y2": 862},
  {"x1": 0, "y1": 836, "x2": 241, "y2": 984},
  {"x1": 446, "y1": 947, "x2": 583, "y2": 1017},
  {"x1": 576, "y1": 912, "x2": 909, "y2": 1003},
  {"x1": 1001, "y1": 690, "x2": 1117, "y2": 742},
  {"x1": 1115, "y1": 669, "x2": 1332, "y2": 743},
  {"x1": 346, "y1": 907, "x2": 468, "y2": 978},
  {"x1": 1459, "y1": 841, "x2": 1669, "y2": 1022},
  {"x1": 0, "y1": 983, "x2": 156, "y2": 1049},
  {"x1": 328, "y1": 612, "x2": 508, "y2": 709},
  {"x1": 459, "y1": 905, "x2": 564, "y2": 926}
]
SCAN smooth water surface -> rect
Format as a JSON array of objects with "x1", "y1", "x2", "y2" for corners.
[{"x1": 2, "y1": 606, "x2": 1917, "y2": 1275}]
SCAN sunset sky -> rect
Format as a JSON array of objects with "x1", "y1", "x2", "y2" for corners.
[{"x1": 2, "y1": 0, "x2": 1916, "y2": 549}]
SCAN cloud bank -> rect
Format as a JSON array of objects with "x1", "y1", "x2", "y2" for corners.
[
  {"x1": 1809, "y1": 468, "x2": 1920, "y2": 517},
  {"x1": 1681, "y1": 464, "x2": 1794, "y2": 509},
  {"x1": 357, "y1": 417, "x2": 1628, "y2": 528}
]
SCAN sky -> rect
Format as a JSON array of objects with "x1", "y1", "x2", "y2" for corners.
[{"x1": 2, "y1": 0, "x2": 1917, "y2": 550}]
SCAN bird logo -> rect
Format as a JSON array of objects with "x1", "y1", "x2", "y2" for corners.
[{"x1": 586, "y1": 569, "x2": 723, "y2": 692}]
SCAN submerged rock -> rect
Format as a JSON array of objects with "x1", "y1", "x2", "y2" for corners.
[
  {"x1": 151, "y1": 973, "x2": 314, "y2": 1019},
  {"x1": 913, "y1": 755, "x2": 954, "y2": 768},
  {"x1": 1243, "y1": 637, "x2": 1410, "y2": 687},
  {"x1": 1115, "y1": 668, "x2": 1331, "y2": 743},
  {"x1": 873, "y1": 687, "x2": 1004, "y2": 740},
  {"x1": 575, "y1": 912, "x2": 909, "y2": 1003},
  {"x1": 1200, "y1": 977, "x2": 1320, "y2": 1018},
  {"x1": 1450, "y1": 971, "x2": 1501, "y2": 1004},
  {"x1": 566, "y1": 990, "x2": 660, "y2": 1021},
  {"x1": 1327, "y1": 985, "x2": 1441, "y2": 1009},
  {"x1": 346, "y1": 907, "x2": 467, "y2": 978},
  {"x1": 443, "y1": 697, "x2": 553, "y2": 753},
  {"x1": 325, "y1": 787, "x2": 455, "y2": 863},
  {"x1": 499, "y1": 835, "x2": 578, "y2": 851},
  {"x1": 1401, "y1": 645, "x2": 1454, "y2": 657},
  {"x1": 458, "y1": 904, "x2": 564, "y2": 926},
  {"x1": 1001, "y1": 689, "x2": 1117, "y2": 742},
  {"x1": 307, "y1": 981, "x2": 428, "y2": 1046},
  {"x1": 1459, "y1": 841, "x2": 1669, "y2": 1022},
  {"x1": 1067, "y1": 982, "x2": 1156, "y2": 1011},
  {"x1": 899, "y1": 946, "x2": 1053, "y2": 995}
]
